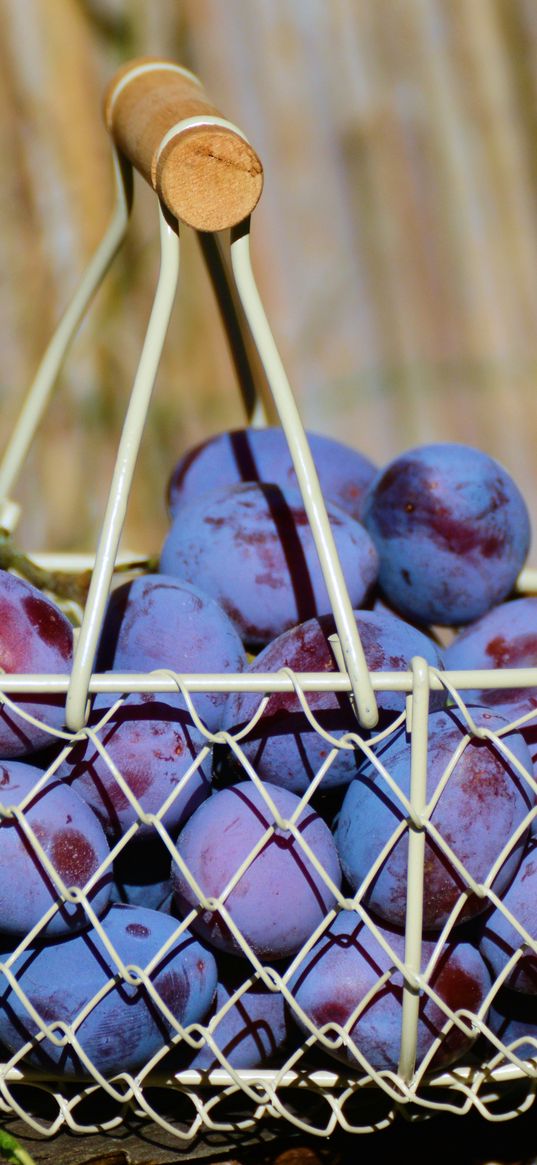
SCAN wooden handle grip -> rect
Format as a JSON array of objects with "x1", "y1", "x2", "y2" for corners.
[{"x1": 103, "y1": 57, "x2": 263, "y2": 232}]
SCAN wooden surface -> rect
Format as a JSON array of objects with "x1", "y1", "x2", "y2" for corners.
[{"x1": 4, "y1": 1105, "x2": 537, "y2": 1165}]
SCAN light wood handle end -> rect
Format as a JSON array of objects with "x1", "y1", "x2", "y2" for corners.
[{"x1": 103, "y1": 57, "x2": 263, "y2": 231}]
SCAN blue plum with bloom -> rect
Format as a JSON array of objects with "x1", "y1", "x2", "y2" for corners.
[
  {"x1": 160, "y1": 482, "x2": 379, "y2": 648},
  {"x1": 172, "y1": 780, "x2": 341, "y2": 961},
  {"x1": 479, "y1": 841, "x2": 537, "y2": 993},
  {"x1": 0, "y1": 904, "x2": 217, "y2": 1077},
  {"x1": 180, "y1": 966, "x2": 292, "y2": 1070},
  {"x1": 98, "y1": 574, "x2": 247, "y2": 732},
  {"x1": 167, "y1": 426, "x2": 377, "y2": 523}
]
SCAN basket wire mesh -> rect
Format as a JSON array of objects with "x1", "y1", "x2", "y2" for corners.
[{"x1": 0, "y1": 57, "x2": 536, "y2": 1142}]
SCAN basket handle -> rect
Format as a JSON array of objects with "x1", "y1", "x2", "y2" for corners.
[{"x1": 103, "y1": 57, "x2": 264, "y2": 232}]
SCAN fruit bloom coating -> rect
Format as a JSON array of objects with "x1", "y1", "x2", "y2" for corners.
[
  {"x1": 0, "y1": 904, "x2": 218, "y2": 1077},
  {"x1": 478, "y1": 841, "x2": 537, "y2": 993},
  {"x1": 160, "y1": 482, "x2": 379, "y2": 648},
  {"x1": 335, "y1": 706, "x2": 533, "y2": 931},
  {"x1": 58, "y1": 690, "x2": 211, "y2": 841},
  {"x1": 288, "y1": 911, "x2": 491, "y2": 1072},
  {"x1": 221, "y1": 609, "x2": 445, "y2": 795},
  {"x1": 167, "y1": 426, "x2": 377, "y2": 523},
  {"x1": 172, "y1": 781, "x2": 341, "y2": 960},
  {"x1": 0, "y1": 760, "x2": 111, "y2": 937},
  {"x1": 362, "y1": 443, "x2": 531, "y2": 626},
  {"x1": 0, "y1": 570, "x2": 73, "y2": 755},
  {"x1": 98, "y1": 574, "x2": 247, "y2": 732},
  {"x1": 444, "y1": 597, "x2": 537, "y2": 720}
]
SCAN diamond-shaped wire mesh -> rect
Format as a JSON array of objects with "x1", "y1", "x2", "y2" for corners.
[{"x1": 1, "y1": 659, "x2": 537, "y2": 1140}]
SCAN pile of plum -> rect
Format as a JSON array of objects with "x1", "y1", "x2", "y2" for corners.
[{"x1": 1, "y1": 426, "x2": 537, "y2": 1084}]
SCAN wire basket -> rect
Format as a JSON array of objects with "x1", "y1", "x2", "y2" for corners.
[{"x1": 1, "y1": 57, "x2": 537, "y2": 1145}]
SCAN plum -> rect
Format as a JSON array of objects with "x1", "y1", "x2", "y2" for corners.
[
  {"x1": 362, "y1": 443, "x2": 531, "y2": 627},
  {"x1": 0, "y1": 760, "x2": 111, "y2": 937},
  {"x1": 171, "y1": 781, "x2": 341, "y2": 960},
  {"x1": 478, "y1": 841, "x2": 537, "y2": 993},
  {"x1": 0, "y1": 570, "x2": 73, "y2": 756},
  {"x1": 98, "y1": 574, "x2": 247, "y2": 732},
  {"x1": 486, "y1": 989, "x2": 537, "y2": 1061},
  {"x1": 287, "y1": 910, "x2": 491, "y2": 1073},
  {"x1": 178, "y1": 961, "x2": 292, "y2": 1070},
  {"x1": 160, "y1": 482, "x2": 379, "y2": 648},
  {"x1": 221, "y1": 609, "x2": 445, "y2": 795},
  {"x1": 0, "y1": 904, "x2": 217, "y2": 1077},
  {"x1": 335, "y1": 706, "x2": 534, "y2": 931},
  {"x1": 58, "y1": 690, "x2": 211, "y2": 841},
  {"x1": 444, "y1": 597, "x2": 537, "y2": 722},
  {"x1": 167, "y1": 426, "x2": 377, "y2": 523}
]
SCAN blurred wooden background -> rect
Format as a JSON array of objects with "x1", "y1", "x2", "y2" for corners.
[{"x1": 1, "y1": 0, "x2": 537, "y2": 559}]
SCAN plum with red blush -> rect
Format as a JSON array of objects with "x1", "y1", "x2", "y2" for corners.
[
  {"x1": 58, "y1": 690, "x2": 211, "y2": 842},
  {"x1": 287, "y1": 910, "x2": 491, "y2": 1072},
  {"x1": 0, "y1": 760, "x2": 111, "y2": 937},
  {"x1": 362, "y1": 443, "x2": 530, "y2": 627},
  {"x1": 444, "y1": 597, "x2": 537, "y2": 721},
  {"x1": 335, "y1": 705, "x2": 534, "y2": 932},
  {"x1": 221, "y1": 608, "x2": 445, "y2": 795},
  {"x1": 0, "y1": 570, "x2": 73, "y2": 756}
]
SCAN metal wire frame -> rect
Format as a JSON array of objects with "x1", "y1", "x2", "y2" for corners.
[
  {"x1": 0, "y1": 82, "x2": 537, "y2": 1141},
  {"x1": 0, "y1": 670, "x2": 537, "y2": 1139}
]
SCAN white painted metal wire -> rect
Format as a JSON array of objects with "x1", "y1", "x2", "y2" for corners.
[{"x1": 1, "y1": 60, "x2": 537, "y2": 1142}]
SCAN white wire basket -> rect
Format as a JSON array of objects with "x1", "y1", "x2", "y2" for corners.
[{"x1": 1, "y1": 57, "x2": 537, "y2": 1145}]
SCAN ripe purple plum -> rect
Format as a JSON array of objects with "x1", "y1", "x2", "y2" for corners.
[
  {"x1": 98, "y1": 574, "x2": 247, "y2": 732},
  {"x1": 362, "y1": 443, "x2": 531, "y2": 626},
  {"x1": 478, "y1": 841, "x2": 537, "y2": 993},
  {"x1": 335, "y1": 706, "x2": 534, "y2": 931},
  {"x1": 167, "y1": 426, "x2": 377, "y2": 523},
  {"x1": 0, "y1": 904, "x2": 217, "y2": 1077},
  {"x1": 58, "y1": 690, "x2": 211, "y2": 842},
  {"x1": 221, "y1": 609, "x2": 445, "y2": 795},
  {"x1": 288, "y1": 910, "x2": 491, "y2": 1072},
  {"x1": 172, "y1": 781, "x2": 341, "y2": 960},
  {"x1": 486, "y1": 989, "x2": 537, "y2": 1061},
  {"x1": 180, "y1": 963, "x2": 292, "y2": 1070},
  {"x1": 0, "y1": 570, "x2": 73, "y2": 756},
  {"x1": 444, "y1": 597, "x2": 537, "y2": 721},
  {"x1": 0, "y1": 760, "x2": 111, "y2": 937},
  {"x1": 160, "y1": 482, "x2": 379, "y2": 648}
]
